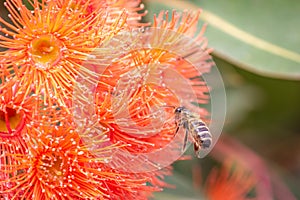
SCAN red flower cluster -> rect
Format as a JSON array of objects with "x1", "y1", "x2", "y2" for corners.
[{"x1": 0, "y1": 0, "x2": 214, "y2": 199}]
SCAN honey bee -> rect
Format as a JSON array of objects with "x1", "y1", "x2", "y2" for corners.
[{"x1": 174, "y1": 106, "x2": 212, "y2": 158}]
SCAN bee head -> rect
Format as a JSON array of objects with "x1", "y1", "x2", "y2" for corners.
[{"x1": 175, "y1": 106, "x2": 185, "y2": 113}]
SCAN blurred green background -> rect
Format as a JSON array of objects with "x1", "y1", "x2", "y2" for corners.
[{"x1": 144, "y1": 0, "x2": 300, "y2": 199}]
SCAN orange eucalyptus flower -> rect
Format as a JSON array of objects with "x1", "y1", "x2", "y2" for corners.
[
  {"x1": 204, "y1": 161, "x2": 256, "y2": 200},
  {"x1": 0, "y1": 0, "x2": 126, "y2": 109},
  {"x1": 0, "y1": 80, "x2": 35, "y2": 159},
  {"x1": 0, "y1": 82, "x2": 68, "y2": 198},
  {"x1": 92, "y1": 10, "x2": 213, "y2": 156},
  {"x1": 0, "y1": 81, "x2": 35, "y2": 199},
  {"x1": 1, "y1": 123, "x2": 172, "y2": 199}
]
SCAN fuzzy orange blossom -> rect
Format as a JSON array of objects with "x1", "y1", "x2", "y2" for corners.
[
  {"x1": 0, "y1": 0, "x2": 127, "y2": 109},
  {"x1": 92, "y1": 10, "x2": 214, "y2": 157},
  {"x1": 204, "y1": 161, "x2": 256, "y2": 200},
  {"x1": 0, "y1": 121, "x2": 172, "y2": 199}
]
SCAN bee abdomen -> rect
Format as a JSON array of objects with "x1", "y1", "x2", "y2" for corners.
[
  {"x1": 190, "y1": 121, "x2": 209, "y2": 133},
  {"x1": 192, "y1": 122, "x2": 212, "y2": 149},
  {"x1": 196, "y1": 126, "x2": 209, "y2": 133},
  {"x1": 200, "y1": 136, "x2": 212, "y2": 149}
]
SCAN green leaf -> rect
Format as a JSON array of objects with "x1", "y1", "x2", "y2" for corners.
[{"x1": 144, "y1": 0, "x2": 300, "y2": 79}]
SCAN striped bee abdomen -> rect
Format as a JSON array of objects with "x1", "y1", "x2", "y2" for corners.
[{"x1": 190, "y1": 121, "x2": 212, "y2": 149}]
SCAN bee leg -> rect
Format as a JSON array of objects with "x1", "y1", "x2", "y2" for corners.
[
  {"x1": 175, "y1": 125, "x2": 180, "y2": 134},
  {"x1": 182, "y1": 129, "x2": 188, "y2": 151},
  {"x1": 194, "y1": 143, "x2": 201, "y2": 158},
  {"x1": 194, "y1": 142, "x2": 199, "y2": 152}
]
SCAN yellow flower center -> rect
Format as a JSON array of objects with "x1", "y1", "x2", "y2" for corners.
[
  {"x1": 37, "y1": 152, "x2": 68, "y2": 187},
  {"x1": 0, "y1": 107, "x2": 24, "y2": 137},
  {"x1": 29, "y1": 35, "x2": 63, "y2": 69}
]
